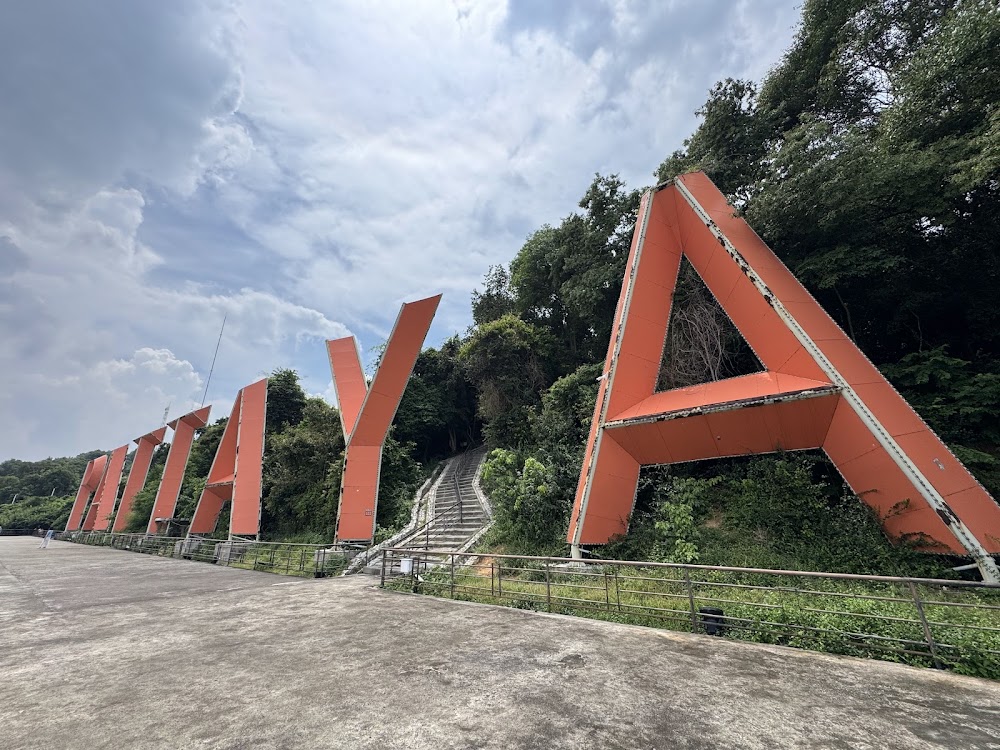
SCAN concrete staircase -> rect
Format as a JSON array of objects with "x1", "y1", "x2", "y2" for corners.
[
  {"x1": 398, "y1": 447, "x2": 488, "y2": 551},
  {"x1": 361, "y1": 448, "x2": 489, "y2": 576}
]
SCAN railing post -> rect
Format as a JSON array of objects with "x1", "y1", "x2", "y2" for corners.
[
  {"x1": 380, "y1": 549, "x2": 387, "y2": 587},
  {"x1": 491, "y1": 561, "x2": 496, "y2": 598},
  {"x1": 908, "y1": 581, "x2": 943, "y2": 669},
  {"x1": 604, "y1": 570, "x2": 611, "y2": 612},
  {"x1": 497, "y1": 560, "x2": 503, "y2": 600},
  {"x1": 614, "y1": 567, "x2": 621, "y2": 611},
  {"x1": 684, "y1": 570, "x2": 698, "y2": 633},
  {"x1": 450, "y1": 553, "x2": 456, "y2": 598},
  {"x1": 545, "y1": 560, "x2": 552, "y2": 613}
]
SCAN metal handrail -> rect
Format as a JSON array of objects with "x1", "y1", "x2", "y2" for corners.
[
  {"x1": 56, "y1": 531, "x2": 351, "y2": 577},
  {"x1": 384, "y1": 548, "x2": 1000, "y2": 589}
]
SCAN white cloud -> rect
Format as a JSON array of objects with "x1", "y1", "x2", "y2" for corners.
[
  {"x1": 0, "y1": 155, "x2": 348, "y2": 459},
  {"x1": 206, "y1": 0, "x2": 801, "y2": 336}
]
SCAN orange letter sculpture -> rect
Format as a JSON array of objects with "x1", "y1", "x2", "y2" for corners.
[
  {"x1": 188, "y1": 379, "x2": 268, "y2": 539},
  {"x1": 328, "y1": 294, "x2": 441, "y2": 542},
  {"x1": 146, "y1": 406, "x2": 211, "y2": 534},
  {"x1": 66, "y1": 454, "x2": 109, "y2": 531},
  {"x1": 83, "y1": 444, "x2": 128, "y2": 531},
  {"x1": 568, "y1": 172, "x2": 1000, "y2": 581},
  {"x1": 112, "y1": 427, "x2": 167, "y2": 532}
]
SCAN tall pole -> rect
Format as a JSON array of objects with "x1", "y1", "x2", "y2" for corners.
[{"x1": 201, "y1": 314, "x2": 227, "y2": 407}]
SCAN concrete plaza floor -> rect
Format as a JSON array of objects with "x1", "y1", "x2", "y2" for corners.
[{"x1": 1, "y1": 537, "x2": 999, "y2": 749}]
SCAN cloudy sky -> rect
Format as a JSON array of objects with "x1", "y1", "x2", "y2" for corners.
[{"x1": 0, "y1": 0, "x2": 800, "y2": 461}]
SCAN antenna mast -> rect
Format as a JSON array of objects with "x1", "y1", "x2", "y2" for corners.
[{"x1": 201, "y1": 314, "x2": 227, "y2": 407}]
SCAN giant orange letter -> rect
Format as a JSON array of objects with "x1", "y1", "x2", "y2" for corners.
[
  {"x1": 146, "y1": 406, "x2": 211, "y2": 534},
  {"x1": 66, "y1": 454, "x2": 108, "y2": 531},
  {"x1": 569, "y1": 172, "x2": 1000, "y2": 581},
  {"x1": 84, "y1": 444, "x2": 128, "y2": 531},
  {"x1": 328, "y1": 295, "x2": 441, "y2": 542},
  {"x1": 112, "y1": 427, "x2": 167, "y2": 532},
  {"x1": 188, "y1": 379, "x2": 268, "y2": 539}
]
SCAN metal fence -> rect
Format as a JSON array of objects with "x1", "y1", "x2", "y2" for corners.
[
  {"x1": 380, "y1": 548, "x2": 1000, "y2": 678},
  {"x1": 57, "y1": 531, "x2": 350, "y2": 578}
]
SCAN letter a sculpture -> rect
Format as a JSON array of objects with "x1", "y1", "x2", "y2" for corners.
[
  {"x1": 327, "y1": 294, "x2": 441, "y2": 542},
  {"x1": 83, "y1": 444, "x2": 128, "y2": 531},
  {"x1": 568, "y1": 172, "x2": 1000, "y2": 581}
]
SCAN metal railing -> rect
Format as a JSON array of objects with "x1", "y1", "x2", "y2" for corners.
[
  {"x1": 57, "y1": 531, "x2": 350, "y2": 578},
  {"x1": 380, "y1": 548, "x2": 1000, "y2": 678}
]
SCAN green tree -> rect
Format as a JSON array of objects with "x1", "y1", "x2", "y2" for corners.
[
  {"x1": 460, "y1": 315, "x2": 555, "y2": 448},
  {"x1": 266, "y1": 368, "x2": 308, "y2": 434},
  {"x1": 262, "y1": 398, "x2": 344, "y2": 540},
  {"x1": 509, "y1": 174, "x2": 641, "y2": 368},
  {"x1": 394, "y1": 338, "x2": 479, "y2": 460},
  {"x1": 471, "y1": 265, "x2": 516, "y2": 326}
]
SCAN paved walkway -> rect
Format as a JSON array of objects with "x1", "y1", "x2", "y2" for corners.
[{"x1": 1, "y1": 537, "x2": 999, "y2": 749}]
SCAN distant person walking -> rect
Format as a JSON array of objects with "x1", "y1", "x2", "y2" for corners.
[{"x1": 39, "y1": 529, "x2": 54, "y2": 549}]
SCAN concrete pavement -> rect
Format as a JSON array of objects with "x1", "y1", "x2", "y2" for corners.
[{"x1": 1, "y1": 536, "x2": 999, "y2": 749}]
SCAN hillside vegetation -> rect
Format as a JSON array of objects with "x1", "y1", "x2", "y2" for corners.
[{"x1": 6, "y1": 0, "x2": 998, "y2": 578}]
